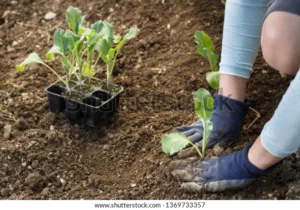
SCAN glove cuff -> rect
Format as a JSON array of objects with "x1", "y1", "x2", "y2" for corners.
[{"x1": 213, "y1": 94, "x2": 250, "y2": 118}]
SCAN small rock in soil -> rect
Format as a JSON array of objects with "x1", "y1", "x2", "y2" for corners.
[
  {"x1": 130, "y1": 183, "x2": 136, "y2": 188},
  {"x1": 60, "y1": 178, "x2": 67, "y2": 187},
  {"x1": 31, "y1": 160, "x2": 38, "y2": 169},
  {"x1": 43, "y1": 163, "x2": 54, "y2": 177},
  {"x1": 41, "y1": 187, "x2": 50, "y2": 196},
  {"x1": 25, "y1": 172, "x2": 44, "y2": 189},
  {"x1": 286, "y1": 181, "x2": 300, "y2": 199},
  {"x1": 103, "y1": 145, "x2": 110, "y2": 150},
  {"x1": 7, "y1": 46, "x2": 15, "y2": 53},
  {"x1": 0, "y1": 188, "x2": 10, "y2": 197},
  {"x1": 3, "y1": 124, "x2": 12, "y2": 140},
  {"x1": 44, "y1": 12, "x2": 57, "y2": 20}
]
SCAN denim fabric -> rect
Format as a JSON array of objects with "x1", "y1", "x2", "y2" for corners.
[{"x1": 219, "y1": 0, "x2": 268, "y2": 78}]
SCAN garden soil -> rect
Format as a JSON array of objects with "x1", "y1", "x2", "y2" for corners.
[{"x1": 0, "y1": 0, "x2": 299, "y2": 199}]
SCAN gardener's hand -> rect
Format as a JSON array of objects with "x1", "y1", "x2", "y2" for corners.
[
  {"x1": 170, "y1": 144, "x2": 278, "y2": 192},
  {"x1": 176, "y1": 94, "x2": 250, "y2": 159}
]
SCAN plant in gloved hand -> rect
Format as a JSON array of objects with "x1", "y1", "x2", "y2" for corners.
[
  {"x1": 195, "y1": 31, "x2": 220, "y2": 90},
  {"x1": 161, "y1": 88, "x2": 214, "y2": 158}
]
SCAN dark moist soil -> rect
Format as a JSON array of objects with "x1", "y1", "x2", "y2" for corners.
[
  {"x1": 0, "y1": 0, "x2": 299, "y2": 200},
  {"x1": 61, "y1": 91, "x2": 86, "y2": 102}
]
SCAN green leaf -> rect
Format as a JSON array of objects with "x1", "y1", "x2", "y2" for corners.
[
  {"x1": 206, "y1": 71, "x2": 220, "y2": 90},
  {"x1": 82, "y1": 62, "x2": 96, "y2": 77},
  {"x1": 66, "y1": 6, "x2": 84, "y2": 34},
  {"x1": 195, "y1": 30, "x2": 214, "y2": 57},
  {"x1": 115, "y1": 27, "x2": 137, "y2": 52},
  {"x1": 193, "y1": 88, "x2": 214, "y2": 157},
  {"x1": 161, "y1": 133, "x2": 190, "y2": 155},
  {"x1": 113, "y1": 35, "x2": 122, "y2": 44},
  {"x1": 91, "y1": 21, "x2": 104, "y2": 33},
  {"x1": 95, "y1": 38, "x2": 110, "y2": 55},
  {"x1": 45, "y1": 45, "x2": 63, "y2": 60},
  {"x1": 54, "y1": 28, "x2": 69, "y2": 54},
  {"x1": 3, "y1": 82, "x2": 21, "y2": 88},
  {"x1": 195, "y1": 31, "x2": 219, "y2": 72},
  {"x1": 194, "y1": 88, "x2": 214, "y2": 120},
  {"x1": 72, "y1": 40, "x2": 83, "y2": 57},
  {"x1": 86, "y1": 30, "x2": 101, "y2": 47},
  {"x1": 101, "y1": 20, "x2": 114, "y2": 45},
  {"x1": 207, "y1": 51, "x2": 219, "y2": 71},
  {"x1": 201, "y1": 118, "x2": 213, "y2": 156},
  {"x1": 124, "y1": 27, "x2": 138, "y2": 40},
  {"x1": 101, "y1": 48, "x2": 116, "y2": 64},
  {"x1": 61, "y1": 56, "x2": 71, "y2": 71},
  {"x1": 16, "y1": 53, "x2": 44, "y2": 72},
  {"x1": 115, "y1": 39, "x2": 126, "y2": 52},
  {"x1": 64, "y1": 30, "x2": 80, "y2": 52},
  {"x1": 79, "y1": 26, "x2": 92, "y2": 37}
]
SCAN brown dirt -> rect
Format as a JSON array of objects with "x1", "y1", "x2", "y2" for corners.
[{"x1": 0, "y1": 0, "x2": 299, "y2": 200}]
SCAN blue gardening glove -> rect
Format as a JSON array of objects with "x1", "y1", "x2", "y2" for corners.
[
  {"x1": 170, "y1": 144, "x2": 279, "y2": 192},
  {"x1": 176, "y1": 94, "x2": 250, "y2": 159}
]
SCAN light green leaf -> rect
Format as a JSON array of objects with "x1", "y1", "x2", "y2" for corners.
[
  {"x1": 72, "y1": 40, "x2": 83, "y2": 56},
  {"x1": 101, "y1": 48, "x2": 116, "y2": 64},
  {"x1": 64, "y1": 30, "x2": 80, "y2": 52},
  {"x1": 124, "y1": 27, "x2": 138, "y2": 40},
  {"x1": 195, "y1": 30, "x2": 214, "y2": 57},
  {"x1": 194, "y1": 88, "x2": 214, "y2": 120},
  {"x1": 113, "y1": 35, "x2": 122, "y2": 44},
  {"x1": 54, "y1": 28, "x2": 69, "y2": 54},
  {"x1": 61, "y1": 56, "x2": 71, "y2": 71},
  {"x1": 66, "y1": 6, "x2": 84, "y2": 34},
  {"x1": 206, "y1": 71, "x2": 220, "y2": 90},
  {"x1": 82, "y1": 62, "x2": 96, "y2": 77},
  {"x1": 161, "y1": 133, "x2": 190, "y2": 155},
  {"x1": 115, "y1": 39, "x2": 126, "y2": 52},
  {"x1": 201, "y1": 118, "x2": 213, "y2": 156},
  {"x1": 101, "y1": 20, "x2": 114, "y2": 45},
  {"x1": 16, "y1": 53, "x2": 44, "y2": 72},
  {"x1": 86, "y1": 30, "x2": 101, "y2": 47},
  {"x1": 79, "y1": 26, "x2": 92, "y2": 37},
  {"x1": 115, "y1": 27, "x2": 137, "y2": 52},
  {"x1": 3, "y1": 82, "x2": 21, "y2": 88},
  {"x1": 207, "y1": 51, "x2": 219, "y2": 71},
  {"x1": 91, "y1": 21, "x2": 104, "y2": 33},
  {"x1": 45, "y1": 45, "x2": 63, "y2": 60},
  {"x1": 95, "y1": 38, "x2": 110, "y2": 55}
]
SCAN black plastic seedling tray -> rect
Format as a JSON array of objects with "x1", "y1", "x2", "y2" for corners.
[{"x1": 45, "y1": 77, "x2": 123, "y2": 127}]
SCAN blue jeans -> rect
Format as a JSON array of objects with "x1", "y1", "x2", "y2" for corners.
[{"x1": 221, "y1": 0, "x2": 300, "y2": 157}]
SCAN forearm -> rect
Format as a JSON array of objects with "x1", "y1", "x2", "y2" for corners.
[
  {"x1": 260, "y1": 69, "x2": 300, "y2": 158},
  {"x1": 219, "y1": 0, "x2": 269, "y2": 100},
  {"x1": 219, "y1": 74, "x2": 247, "y2": 101}
]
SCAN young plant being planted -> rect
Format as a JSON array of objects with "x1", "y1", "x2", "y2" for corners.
[
  {"x1": 195, "y1": 31, "x2": 220, "y2": 90},
  {"x1": 16, "y1": 6, "x2": 138, "y2": 126},
  {"x1": 161, "y1": 88, "x2": 214, "y2": 158}
]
